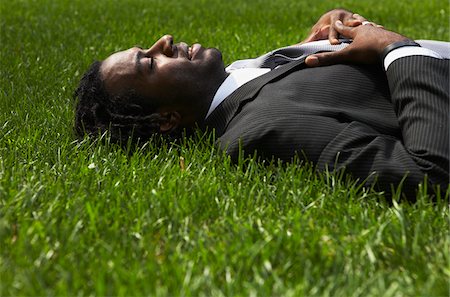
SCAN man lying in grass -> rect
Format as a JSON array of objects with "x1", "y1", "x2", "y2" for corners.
[{"x1": 74, "y1": 9, "x2": 449, "y2": 199}]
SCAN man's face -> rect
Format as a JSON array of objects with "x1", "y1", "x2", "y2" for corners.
[{"x1": 100, "y1": 35, "x2": 225, "y2": 110}]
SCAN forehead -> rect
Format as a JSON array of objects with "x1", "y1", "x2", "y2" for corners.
[
  {"x1": 101, "y1": 48, "x2": 137, "y2": 79},
  {"x1": 100, "y1": 48, "x2": 138, "y2": 94}
]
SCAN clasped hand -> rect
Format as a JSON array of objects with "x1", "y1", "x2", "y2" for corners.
[{"x1": 300, "y1": 9, "x2": 410, "y2": 67}]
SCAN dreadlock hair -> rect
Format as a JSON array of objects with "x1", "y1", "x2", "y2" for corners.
[{"x1": 74, "y1": 61, "x2": 183, "y2": 144}]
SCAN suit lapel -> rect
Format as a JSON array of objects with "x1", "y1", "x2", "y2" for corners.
[{"x1": 203, "y1": 57, "x2": 307, "y2": 136}]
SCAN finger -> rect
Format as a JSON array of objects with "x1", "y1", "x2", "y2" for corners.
[
  {"x1": 300, "y1": 34, "x2": 315, "y2": 44},
  {"x1": 329, "y1": 20, "x2": 354, "y2": 44},
  {"x1": 361, "y1": 21, "x2": 384, "y2": 29},
  {"x1": 362, "y1": 21, "x2": 379, "y2": 26},
  {"x1": 333, "y1": 20, "x2": 356, "y2": 39},
  {"x1": 305, "y1": 49, "x2": 352, "y2": 67},
  {"x1": 318, "y1": 25, "x2": 330, "y2": 39},
  {"x1": 299, "y1": 29, "x2": 318, "y2": 43},
  {"x1": 344, "y1": 13, "x2": 363, "y2": 27},
  {"x1": 329, "y1": 28, "x2": 340, "y2": 44},
  {"x1": 301, "y1": 29, "x2": 320, "y2": 43},
  {"x1": 328, "y1": 17, "x2": 340, "y2": 44},
  {"x1": 301, "y1": 25, "x2": 330, "y2": 43},
  {"x1": 352, "y1": 13, "x2": 367, "y2": 22},
  {"x1": 345, "y1": 19, "x2": 363, "y2": 27}
]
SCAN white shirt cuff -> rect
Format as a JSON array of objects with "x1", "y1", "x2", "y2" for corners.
[{"x1": 384, "y1": 47, "x2": 443, "y2": 70}]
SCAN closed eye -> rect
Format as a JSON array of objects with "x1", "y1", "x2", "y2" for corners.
[{"x1": 149, "y1": 57, "x2": 154, "y2": 70}]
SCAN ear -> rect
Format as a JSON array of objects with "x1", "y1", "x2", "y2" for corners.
[{"x1": 158, "y1": 111, "x2": 181, "y2": 133}]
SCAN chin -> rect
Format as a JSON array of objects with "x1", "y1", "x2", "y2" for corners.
[{"x1": 204, "y1": 47, "x2": 223, "y2": 64}]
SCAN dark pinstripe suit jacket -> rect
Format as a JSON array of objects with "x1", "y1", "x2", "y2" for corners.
[{"x1": 203, "y1": 55, "x2": 449, "y2": 197}]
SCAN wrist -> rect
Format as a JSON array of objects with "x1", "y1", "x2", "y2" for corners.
[{"x1": 381, "y1": 40, "x2": 421, "y2": 61}]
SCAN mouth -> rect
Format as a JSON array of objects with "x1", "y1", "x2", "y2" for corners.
[{"x1": 188, "y1": 43, "x2": 201, "y2": 60}]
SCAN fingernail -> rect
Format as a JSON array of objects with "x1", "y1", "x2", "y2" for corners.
[
  {"x1": 306, "y1": 56, "x2": 319, "y2": 67},
  {"x1": 335, "y1": 20, "x2": 343, "y2": 26}
]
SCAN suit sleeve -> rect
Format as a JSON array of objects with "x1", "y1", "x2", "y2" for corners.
[{"x1": 317, "y1": 56, "x2": 449, "y2": 198}]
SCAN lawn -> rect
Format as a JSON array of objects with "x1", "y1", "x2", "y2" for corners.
[{"x1": 1, "y1": 0, "x2": 449, "y2": 296}]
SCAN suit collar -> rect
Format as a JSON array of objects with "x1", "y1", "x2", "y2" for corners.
[
  {"x1": 202, "y1": 57, "x2": 307, "y2": 136},
  {"x1": 205, "y1": 68, "x2": 270, "y2": 119}
]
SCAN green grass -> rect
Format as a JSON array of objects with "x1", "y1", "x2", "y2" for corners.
[{"x1": 1, "y1": 0, "x2": 449, "y2": 295}]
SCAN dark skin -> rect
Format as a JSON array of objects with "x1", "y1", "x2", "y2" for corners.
[
  {"x1": 301, "y1": 8, "x2": 365, "y2": 44},
  {"x1": 301, "y1": 9, "x2": 408, "y2": 67},
  {"x1": 300, "y1": 9, "x2": 383, "y2": 45},
  {"x1": 100, "y1": 35, "x2": 227, "y2": 132}
]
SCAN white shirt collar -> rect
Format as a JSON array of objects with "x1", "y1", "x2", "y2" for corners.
[{"x1": 205, "y1": 67, "x2": 270, "y2": 119}]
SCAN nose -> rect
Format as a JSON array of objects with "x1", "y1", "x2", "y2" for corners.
[{"x1": 145, "y1": 35, "x2": 174, "y2": 57}]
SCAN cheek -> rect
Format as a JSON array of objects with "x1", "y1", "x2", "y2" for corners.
[
  {"x1": 165, "y1": 65, "x2": 197, "y2": 87},
  {"x1": 144, "y1": 76, "x2": 185, "y2": 103}
]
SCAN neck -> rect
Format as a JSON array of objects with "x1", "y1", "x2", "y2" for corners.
[{"x1": 181, "y1": 71, "x2": 229, "y2": 126}]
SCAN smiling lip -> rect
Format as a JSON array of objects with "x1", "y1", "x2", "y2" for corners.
[{"x1": 189, "y1": 43, "x2": 201, "y2": 60}]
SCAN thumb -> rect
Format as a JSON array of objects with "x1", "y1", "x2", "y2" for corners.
[
  {"x1": 305, "y1": 49, "x2": 352, "y2": 67},
  {"x1": 305, "y1": 21, "x2": 355, "y2": 67}
]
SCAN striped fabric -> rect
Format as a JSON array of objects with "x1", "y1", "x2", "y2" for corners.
[
  {"x1": 253, "y1": 40, "x2": 351, "y2": 69},
  {"x1": 226, "y1": 39, "x2": 351, "y2": 71},
  {"x1": 203, "y1": 54, "x2": 449, "y2": 199}
]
